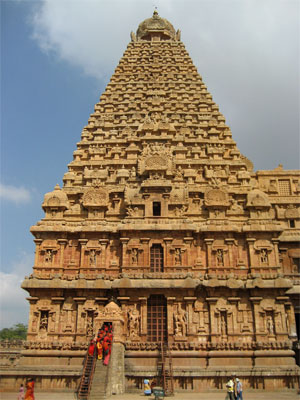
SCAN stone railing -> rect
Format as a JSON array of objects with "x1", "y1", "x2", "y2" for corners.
[
  {"x1": 125, "y1": 340, "x2": 293, "y2": 351},
  {"x1": 0, "y1": 339, "x2": 25, "y2": 350}
]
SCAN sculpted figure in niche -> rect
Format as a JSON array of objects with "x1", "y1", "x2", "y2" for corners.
[
  {"x1": 220, "y1": 313, "x2": 227, "y2": 335},
  {"x1": 128, "y1": 305, "x2": 140, "y2": 338},
  {"x1": 86, "y1": 314, "x2": 94, "y2": 337},
  {"x1": 267, "y1": 315, "x2": 274, "y2": 335},
  {"x1": 130, "y1": 166, "x2": 136, "y2": 178},
  {"x1": 174, "y1": 304, "x2": 187, "y2": 337},
  {"x1": 131, "y1": 248, "x2": 138, "y2": 264},
  {"x1": 39, "y1": 313, "x2": 48, "y2": 332},
  {"x1": 174, "y1": 248, "x2": 182, "y2": 265},
  {"x1": 216, "y1": 249, "x2": 224, "y2": 266},
  {"x1": 126, "y1": 206, "x2": 139, "y2": 217},
  {"x1": 175, "y1": 166, "x2": 184, "y2": 180},
  {"x1": 260, "y1": 249, "x2": 268, "y2": 264},
  {"x1": 89, "y1": 250, "x2": 97, "y2": 266},
  {"x1": 45, "y1": 250, "x2": 53, "y2": 264}
]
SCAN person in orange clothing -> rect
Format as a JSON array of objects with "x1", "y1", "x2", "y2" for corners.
[{"x1": 24, "y1": 378, "x2": 35, "y2": 400}]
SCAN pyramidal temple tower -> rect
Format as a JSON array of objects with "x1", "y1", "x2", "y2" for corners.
[{"x1": 9, "y1": 11, "x2": 300, "y2": 392}]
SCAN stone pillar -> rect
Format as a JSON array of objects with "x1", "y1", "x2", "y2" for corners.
[
  {"x1": 120, "y1": 238, "x2": 130, "y2": 269},
  {"x1": 163, "y1": 238, "x2": 173, "y2": 268},
  {"x1": 58, "y1": 239, "x2": 68, "y2": 270},
  {"x1": 206, "y1": 297, "x2": 218, "y2": 338},
  {"x1": 183, "y1": 236, "x2": 193, "y2": 266},
  {"x1": 140, "y1": 238, "x2": 150, "y2": 269},
  {"x1": 139, "y1": 297, "x2": 148, "y2": 337},
  {"x1": 250, "y1": 297, "x2": 263, "y2": 341},
  {"x1": 272, "y1": 238, "x2": 280, "y2": 267},
  {"x1": 167, "y1": 297, "x2": 176, "y2": 340},
  {"x1": 204, "y1": 239, "x2": 214, "y2": 269},
  {"x1": 74, "y1": 297, "x2": 86, "y2": 336},
  {"x1": 99, "y1": 239, "x2": 109, "y2": 269},
  {"x1": 284, "y1": 302, "x2": 297, "y2": 338},
  {"x1": 247, "y1": 238, "x2": 256, "y2": 269},
  {"x1": 78, "y1": 239, "x2": 88, "y2": 268},
  {"x1": 33, "y1": 239, "x2": 43, "y2": 267},
  {"x1": 225, "y1": 238, "x2": 235, "y2": 268},
  {"x1": 184, "y1": 296, "x2": 197, "y2": 336}
]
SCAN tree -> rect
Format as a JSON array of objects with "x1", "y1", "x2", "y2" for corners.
[{"x1": 0, "y1": 323, "x2": 27, "y2": 340}]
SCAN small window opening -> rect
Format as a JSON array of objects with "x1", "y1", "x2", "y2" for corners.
[
  {"x1": 153, "y1": 202, "x2": 161, "y2": 216},
  {"x1": 289, "y1": 219, "x2": 296, "y2": 228},
  {"x1": 292, "y1": 258, "x2": 300, "y2": 273}
]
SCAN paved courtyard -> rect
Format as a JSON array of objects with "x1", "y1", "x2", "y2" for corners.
[{"x1": 0, "y1": 390, "x2": 299, "y2": 400}]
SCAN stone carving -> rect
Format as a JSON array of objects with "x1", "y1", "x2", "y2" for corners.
[
  {"x1": 267, "y1": 315, "x2": 274, "y2": 335},
  {"x1": 174, "y1": 303, "x2": 187, "y2": 337},
  {"x1": 138, "y1": 142, "x2": 173, "y2": 175},
  {"x1": 204, "y1": 188, "x2": 230, "y2": 207},
  {"x1": 131, "y1": 248, "x2": 138, "y2": 264},
  {"x1": 44, "y1": 250, "x2": 53, "y2": 264},
  {"x1": 128, "y1": 305, "x2": 140, "y2": 338},
  {"x1": 82, "y1": 188, "x2": 109, "y2": 207}
]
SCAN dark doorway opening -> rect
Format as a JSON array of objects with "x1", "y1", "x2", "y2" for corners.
[
  {"x1": 153, "y1": 202, "x2": 161, "y2": 216},
  {"x1": 147, "y1": 295, "x2": 167, "y2": 342}
]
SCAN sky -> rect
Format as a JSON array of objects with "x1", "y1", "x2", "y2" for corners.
[{"x1": 0, "y1": 0, "x2": 299, "y2": 330}]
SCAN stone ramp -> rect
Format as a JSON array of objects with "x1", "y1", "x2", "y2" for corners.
[{"x1": 89, "y1": 361, "x2": 109, "y2": 400}]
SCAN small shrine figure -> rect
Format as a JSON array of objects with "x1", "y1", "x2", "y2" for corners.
[
  {"x1": 174, "y1": 248, "x2": 182, "y2": 265},
  {"x1": 131, "y1": 248, "x2": 138, "y2": 264},
  {"x1": 267, "y1": 315, "x2": 274, "y2": 335},
  {"x1": 39, "y1": 315, "x2": 48, "y2": 332},
  {"x1": 220, "y1": 313, "x2": 227, "y2": 335},
  {"x1": 216, "y1": 249, "x2": 224, "y2": 266},
  {"x1": 45, "y1": 249, "x2": 53, "y2": 264},
  {"x1": 260, "y1": 249, "x2": 268, "y2": 264},
  {"x1": 89, "y1": 250, "x2": 96, "y2": 266},
  {"x1": 174, "y1": 304, "x2": 187, "y2": 337},
  {"x1": 128, "y1": 305, "x2": 140, "y2": 338}
]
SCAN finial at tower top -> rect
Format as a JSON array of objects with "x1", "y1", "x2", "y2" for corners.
[{"x1": 135, "y1": 11, "x2": 179, "y2": 42}]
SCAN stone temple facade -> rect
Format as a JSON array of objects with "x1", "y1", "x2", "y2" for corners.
[{"x1": 3, "y1": 11, "x2": 300, "y2": 393}]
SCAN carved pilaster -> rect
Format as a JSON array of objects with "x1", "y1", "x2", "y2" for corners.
[
  {"x1": 138, "y1": 297, "x2": 147, "y2": 336},
  {"x1": 120, "y1": 238, "x2": 130, "y2": 268},
  {"x1": 33, "y1": 239, "x2": 42, "y2": 267},
  {"x1": 204, "y1": 239, "x2": 214, "y2": 269},
  {"x1": 78, "y1": 239, "x2": 88, "y2": 267}
]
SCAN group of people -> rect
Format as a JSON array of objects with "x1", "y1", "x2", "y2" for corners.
[
  {"x1": 17, "y1": 378, "x2": 35, "y2": 400},
  {"x1": 88, "y1": 322, "x2": 113, "y2": 366},
  {"x1": 226, "y1": 375, "x2": 243, "y2": 400}
]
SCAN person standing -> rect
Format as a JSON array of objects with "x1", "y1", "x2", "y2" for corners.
[
  {"x1": 17, "y1": 383, "x2": 25, "y2": 400},
  {"x1": 225, "y1": 377, "x2": 235, "y2": 400},
  {"x1": 24, "y1": 378, "x2": 35, "y2": 400},
  {"x1": 236, "y1": 378, "x2": 243, "y2": 400},
  {"x1": 143, "y1": 379, "x2": 151, "y2": 396}
]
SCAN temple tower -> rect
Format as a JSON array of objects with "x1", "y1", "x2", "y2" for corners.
[{"x1": 15, "y1": 11, "x2": 300, "y2": 392}]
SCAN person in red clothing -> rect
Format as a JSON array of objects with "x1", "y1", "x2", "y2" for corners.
[{"x1": 88, "y1": 339, "x2": 95, "y2": 357}]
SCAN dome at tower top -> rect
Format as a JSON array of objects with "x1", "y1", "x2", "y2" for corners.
[{"x1": 136, "y1": 10, "x2": 177, "y2": 41}]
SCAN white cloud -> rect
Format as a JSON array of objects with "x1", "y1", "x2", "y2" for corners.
[
  {"x1": 0, "y1": 183, "x2": 31, "y2": 204},
  {"x1": 0, "y1": 253, "x2": 33, "y2": 330},
  {"x1": 29, "y1": 0, "x2": 299, "y2": 170}
]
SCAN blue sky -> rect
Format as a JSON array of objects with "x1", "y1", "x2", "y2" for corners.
[{"x1": 1, "y1": 0, "x2": 299, "y2": 329}]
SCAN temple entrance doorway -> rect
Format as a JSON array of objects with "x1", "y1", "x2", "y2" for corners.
[{"x1": 147, "y1": 295, "x2": 167, "y2": 342}]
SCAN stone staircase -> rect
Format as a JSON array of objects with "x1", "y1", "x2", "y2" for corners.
[{"x1": 89, "y1": 362, "x2": 109, "y2": 400}]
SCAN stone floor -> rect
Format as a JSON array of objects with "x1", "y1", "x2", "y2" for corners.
[{"x1": 0, "y1": 391, "x2": 299, "y2": 400}]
